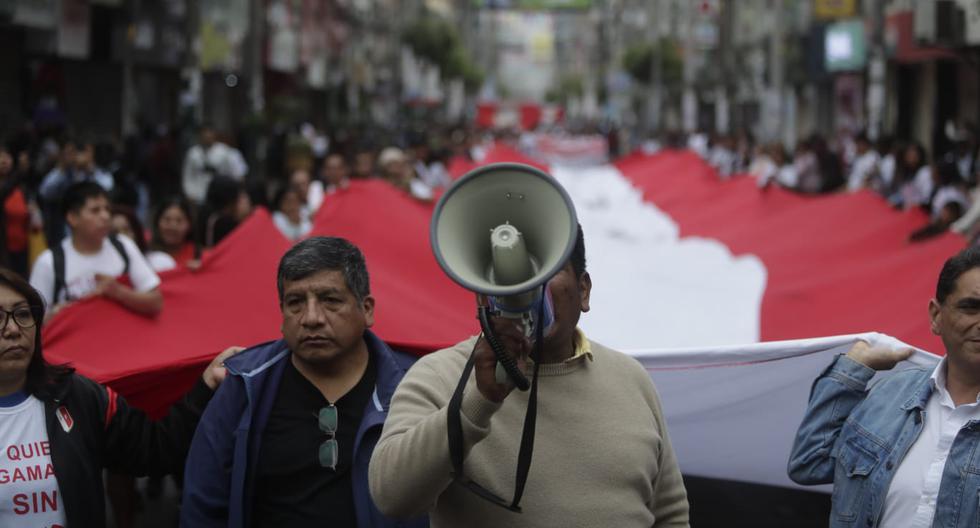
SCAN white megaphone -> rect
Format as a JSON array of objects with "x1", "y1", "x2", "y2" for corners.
[{"x1": 431, "y1": 163, "x2": 578, "y2": 390}]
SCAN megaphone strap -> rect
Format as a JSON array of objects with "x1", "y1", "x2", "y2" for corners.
[
  {"x1": 446, "y1": 295, "x2": 545, "y2": 513},
  {"x1": 447, "y1": 337, "x2": 476, "y2": 479},
  {"x1": 511, "y1": 301, "x2": 544, "y2": 509}
]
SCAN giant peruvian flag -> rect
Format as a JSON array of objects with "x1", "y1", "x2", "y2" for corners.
[{"x1": 42, "y1": 143, "x2": 959, "y2": 489}]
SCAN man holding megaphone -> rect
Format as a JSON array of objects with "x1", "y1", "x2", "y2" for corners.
[{"x1": 369, "y1": 164, "x2": 690, "y2": 527}]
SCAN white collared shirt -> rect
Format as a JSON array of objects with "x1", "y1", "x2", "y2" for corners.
[
  {"x1": 846, "y1": 150, "x2": 880, "y2": 192},
  {"x1": 880, "y1": 358, "x2": 980, "y2": 527}
]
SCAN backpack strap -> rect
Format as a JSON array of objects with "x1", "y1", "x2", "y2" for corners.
[
  {"x1": 107, "y1": 234, "x2": 129, "y2": 276},
  {"x1": 52, "y1": 235, "x2": 130, "y2": 304},
  {"x1": 51, "y1": 242, "x2": 66, "y2": 304}
]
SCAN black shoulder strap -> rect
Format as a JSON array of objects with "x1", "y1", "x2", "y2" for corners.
[
  {"x1": 107, "y1": 234, "x2": 129, "y2": 276},
  {"x1": 53, "y1": 235, "x2": 130, "y2": 303},
  {"x1": 447, "y1": 288, "x2": 545, "y2": 513},
  {"x1": 51, "y1": 242, "x2": 66, "y2": 304},
  {"x1": 448, "y1": 340, "x2": 478, "y2": 479},
  {"x1": 509, "y1": 298, "x2": 544, "y2": 510}
]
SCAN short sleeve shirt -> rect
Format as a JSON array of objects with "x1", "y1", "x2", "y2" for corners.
[{"x1": 29, "y1": 235, "x2": 161, "y2": 306}]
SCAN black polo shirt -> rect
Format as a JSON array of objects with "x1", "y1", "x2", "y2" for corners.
[{"x1": 251, "y1": 351, "x2": 377, "y2": 526}]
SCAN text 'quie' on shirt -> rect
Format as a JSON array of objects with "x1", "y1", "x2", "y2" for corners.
[{"x1": 0, "y1": 391, "x2": 67, "y2": 527}]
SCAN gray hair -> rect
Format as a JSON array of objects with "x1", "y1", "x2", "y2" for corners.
[{"x1": 276, "y1": 237, "x2": 370, "y2": 302}]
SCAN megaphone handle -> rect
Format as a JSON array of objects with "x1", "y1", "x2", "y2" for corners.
[
  {"x1": 478, "y1": 306, "x2": 531, "y2": 391},
  {"x1": 495, "y1": 363, "x2": 510, "y2": 386}
]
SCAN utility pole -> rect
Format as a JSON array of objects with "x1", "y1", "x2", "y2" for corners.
[
  {"x1": 245, "y1": 0, "x2": 264, "y2": 116},
  {"x1": 765, "y1": 0, "x2": 784, "y2": 143},
  {"x1": 716, "y1": 0, "x2": 734, "y2": 134},
  {"x1": 596, "y1": 1, "x2": 612, "y2": 121},
  {"x1": 120, "y1": 0, "x2": 138, "y2": 137},
  {"x1": 647, "y1": 0, "x2": 663, "y2": 136},
  {"x1": 682, "y1": 0, "x2": 698, "y2": 133},
  {"x1": 866, "y1": 0, "x2": 886, "y2": 140},
  {"x1": 181, "y1": 0, "x2": 202, "y2": 128}
]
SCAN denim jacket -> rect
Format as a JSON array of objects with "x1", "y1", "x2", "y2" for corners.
[{"x1": 788, "y1": 354, "x2": 980, "y2": 528}]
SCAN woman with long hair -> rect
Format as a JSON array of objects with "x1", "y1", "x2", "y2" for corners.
[
  {"x1": 270, "y1": 185, "x2": 312, "y2": 242},
  {"x1": 200, "y1": 177, "x2": 252, "y2": 248},
  {"x1": 890, "y1": 142, "x2": 930, "y2": 207},
  {"x1": 147, "y1": 195, "x2": 201, "y2": 271},
  {"x1": 0, "y1": 268, "x2": 237, "y2": 525},
  {"x1": 109, "y1": 204, "x2": 148, "y2": 254}
]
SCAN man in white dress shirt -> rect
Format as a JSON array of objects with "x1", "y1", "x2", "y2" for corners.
[
  {"x1": 182, "y1": 125, "x2": 248, "y2": 205},
  {"x1": 790, "y1": 245, "x2": 980, "y2": 527}
]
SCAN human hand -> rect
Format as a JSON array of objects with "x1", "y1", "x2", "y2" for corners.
[
  {"x1": 92, "y1": 273, "x2": 123, "y2": 299},
  {"x1": 27, "y1": 202, "x2": 43, "y2": 230},
  {"x1": 473, "y1": 316, "x2": 530, "y2": 403},
  {"x1": 202, "y1": 346, "x2": 245, "y2": 390},
  {"x1": 45, "y1": 302, "x2": 72, "y2": 321},
  {"x1": 846, "y1": 340, "x2": 914, "y2": 371},
  {"x1": 185, "y1": 259, "x2": 202, "y2": 272}
]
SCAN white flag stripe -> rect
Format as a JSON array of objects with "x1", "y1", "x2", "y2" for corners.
[
  {"x1": 550, "y1": 163, "x2": 768, "y2": 349},
  {"x1": 625, "y1": 332, "x2": 937, "y2": 367},
  {"x1": 638, "y1": 334, "x2": 937, "y2": 489},
  {"x1": 546, "y1": 160, "x2": 942, "y2": 490}
]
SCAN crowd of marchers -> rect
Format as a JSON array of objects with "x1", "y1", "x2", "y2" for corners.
[
  {"x1": 3, "y1": 116, "x2": 980, "y2": 528},
  {"x1": 683, "y1": 126, "x2": 980, "y2": 243}
]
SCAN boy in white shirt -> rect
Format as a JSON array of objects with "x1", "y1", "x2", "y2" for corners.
[{"x1": 29, "y1": 182, "x2": 162, "y2": 320}]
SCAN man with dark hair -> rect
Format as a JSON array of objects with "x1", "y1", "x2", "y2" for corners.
[
  {"x1": 322, "y1": 153, "x2": 352, "y2": 195},
  {"x1": 789, "y1": 245, "x2": 980, "y2": 527},
  {"x1": 182, "y1": 124, "x2": 248, "y2": 205},
  {"x1": 29, "y1": 181, "x2": 162, "y2": 319},
  {"x1": 181, "y1": 236, "x2": 426, "y2": 528},
  {"x1": 289, "y1": 167, "x2": 324, "y2": 215},
  {"x1": 369, "y1": 225, "x2": 690, "y2": 527},
  {"x1": 846, "y1": 131, "x2": 880, "y2": 192},
  {"x1": 38, "y1": 138, "x2": 114, "y2": 244}
]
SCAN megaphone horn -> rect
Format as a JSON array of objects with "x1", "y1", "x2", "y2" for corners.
[{"x1": 430, "y1": 163, "x2": 579, "y2": 298}]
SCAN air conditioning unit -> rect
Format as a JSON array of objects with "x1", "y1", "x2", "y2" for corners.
[{"x1": 914, "y1": 0, "x2": 965, "y2": 47}]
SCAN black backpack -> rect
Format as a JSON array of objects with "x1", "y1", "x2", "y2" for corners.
[{"x1": 51, "y1": 234, "x2": 129, "y2": 303}]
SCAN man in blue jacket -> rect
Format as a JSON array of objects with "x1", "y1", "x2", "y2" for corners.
[
  {"x1": 789, "y1": 245, "x2": 980, "y2": 527},
  {"x1": 182, "y1": 236, "x2": 426, "y2": 527}
]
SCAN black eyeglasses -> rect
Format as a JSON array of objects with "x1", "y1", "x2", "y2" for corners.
[
  {"x1": 0, "y1": 307, "x2": 36, "y2": 330},
  {"x1": 318, "y1": 405, "x2": 338, "y2": 470}
]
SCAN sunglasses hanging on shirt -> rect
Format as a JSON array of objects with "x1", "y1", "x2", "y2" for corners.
[{"x1": 318, "y1": 404, "x2": 339, "y2": 470}]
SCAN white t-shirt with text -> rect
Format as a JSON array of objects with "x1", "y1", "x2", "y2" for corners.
[
  {"x1": 0, "y1": 394, "x2": 66, "y2": 527},
  {"x1": 29, "y1": 235, "x2": 161, "y2": 307}
]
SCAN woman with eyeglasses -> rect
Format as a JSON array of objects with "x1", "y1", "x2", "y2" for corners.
[{"x1": 0, "y1": 267, "x2": 238, "y2": 526}]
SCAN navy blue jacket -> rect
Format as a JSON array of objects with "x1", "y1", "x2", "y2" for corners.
[{"x1": 180, "y1": 331, "x2": 427, "y2": 528}]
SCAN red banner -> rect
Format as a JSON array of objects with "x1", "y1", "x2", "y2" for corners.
[
  {"x1": 616, "y1": 150, "x2": 960, "y2": 351},
  {"x1": 41, "y1": 146, "x2": 961, "y2": 416}
]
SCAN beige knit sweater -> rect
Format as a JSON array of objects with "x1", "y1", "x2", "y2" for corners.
[{"x1": 369, "y1": 335, "x2": 690, "y2": 528}]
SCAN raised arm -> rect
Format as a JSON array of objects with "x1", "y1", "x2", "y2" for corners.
[
  {"x1": 369, "y1": 338, "x2": 508, "y2": 518},
  {"x1": 100, "y1": 347, "x2": 240, "y2": 476},
  {"x1": 787, "y1": 342, "x2": 911, "y2": 484}
]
